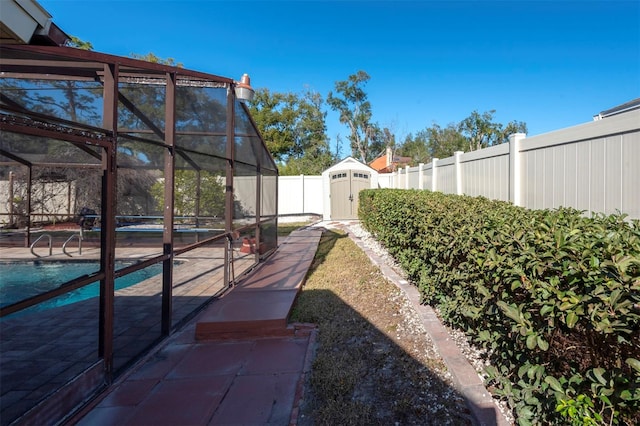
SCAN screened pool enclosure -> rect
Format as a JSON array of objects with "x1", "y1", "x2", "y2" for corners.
[{"x1": 0, "y1": 44, "x2": 278, "y2": 425}]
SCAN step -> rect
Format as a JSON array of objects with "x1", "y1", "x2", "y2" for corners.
[
  {"x1": 195, "y1": 289, "x2": 300, "y2": 340},
  {"x1": 195, "y1": 227, "x2": 323, "y2": 341}
]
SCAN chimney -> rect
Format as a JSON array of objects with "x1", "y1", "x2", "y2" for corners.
[{"x1": 386, "y1": 146, "x2": 392, "y2": 167}]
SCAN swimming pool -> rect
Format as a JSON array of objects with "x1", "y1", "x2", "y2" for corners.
[{"x1": 0, "y1": 261, "x2": 164, "y2": 313}]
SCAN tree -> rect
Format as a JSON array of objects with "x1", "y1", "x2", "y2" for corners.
[
  {"x1": 503, "y1": 120, "x2": 529, "y2": 139},
  {"x1": 248, "y1": 88, "x2": 333, "y2": 175},
  {"x1": 459, "y1": 110, "x2": 527, "y2": 151},
  {"x1": 397, "y1": 111, "x2": 528, "y2": 161},
  {"x1": 278, "y1": 90, "x2": 335, "y2": 175},
  {"x1": 66, "y1": 36, "x2": 93, "y2": 50},
  {"x1": 426, "y1": 123, "x2": 467, "y2": 159},
  {"x1": 327, "y1": 71, "x2": 377, "y2": 163},
  {"x1": 129, "y1": 52, "x2": 183, "y2": 68},
  {"x1": 397, "y1": 131, "x2": 431, "y2": 165},
  {"x1": 370, "y1": 126, "x2": 394, "y2": 160},
  {"x1": 248, "y1": 89, "x2": 298, "y2": 161}
]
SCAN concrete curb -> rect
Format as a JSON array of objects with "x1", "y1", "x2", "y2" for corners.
[
  {"x1": 343, "y1": 226, "x2": 512, "y2": 426},
  {"x1": 289, "y1": 324, "x2": 318, "y2": 426}
]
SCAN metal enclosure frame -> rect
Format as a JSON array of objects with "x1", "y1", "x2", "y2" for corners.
[{"x1": 0, "y1": 44, "x2": 278, "y2": 424}]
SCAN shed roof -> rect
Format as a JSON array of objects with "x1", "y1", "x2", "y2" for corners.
[{"x1": 323, "y1": 157, "x2": 376, "y2": 175}]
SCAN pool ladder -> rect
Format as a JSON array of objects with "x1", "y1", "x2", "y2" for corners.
[
  {"x1": 30, "y1": 233, "x2": 52, "y2": 257},
  {"x1": 62, "y1": 233, "x2": 82, "y2": 257},
  {"x1": 29, "y1": 232, "x2": 83, "y2": 257}
]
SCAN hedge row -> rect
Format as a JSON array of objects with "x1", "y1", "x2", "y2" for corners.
[{"x1": 359, "y1": 189, "x2": 639, "y2": 425}]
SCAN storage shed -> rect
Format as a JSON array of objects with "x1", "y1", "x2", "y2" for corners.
[{"x1": 321, "y1": 157, "x2": 379, "y2": 220}]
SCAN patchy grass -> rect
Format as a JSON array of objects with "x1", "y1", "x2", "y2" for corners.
[
  {"x1": 277, "y1": 222, "x2": 313, "y2": 237},
  {"x1": 290, "y1": 228, "x2": 471, "y2": 425}
]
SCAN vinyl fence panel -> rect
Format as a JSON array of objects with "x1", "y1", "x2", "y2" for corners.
[
  {"x1": 382, "y1": 108, "x2": 640, "y2": 219},
  {"x1": 520, "y1": 110, "x2": 640, "y2": 218},
  {"x1": 277, "y1": 175, "x2": 323, "y2": 215}
]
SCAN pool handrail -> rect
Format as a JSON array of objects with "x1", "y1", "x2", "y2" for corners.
[
  {"x1": 30, "y1": 233, "x2": 52, "y2": 257},
  {"x1": 62, "y1": 233, "x2": 82, "y2": 257}
]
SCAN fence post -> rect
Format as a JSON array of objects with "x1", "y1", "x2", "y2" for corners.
[
  {"x1": 454, "y1": 151, "x2": 463, "y2": 195},
  {"x1": 300, "y1": 174, "x2": 305, "y2": 213},
  {"x1": 405, "y1": 165, "x2": 410, "y2": 189},
  {"x1": 509, "y1": 133, "x2": 526, "y2": 206},
  {"x1": 432, "y1": 158, "x2": 438, "y2": 192},
  {"x1": 418, "y1": 163, "x2": 424, "y2": 190}
]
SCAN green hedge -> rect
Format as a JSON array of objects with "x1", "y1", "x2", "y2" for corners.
[{"x1": 359, "y1": 189, "x2": 640, "y2": 425}]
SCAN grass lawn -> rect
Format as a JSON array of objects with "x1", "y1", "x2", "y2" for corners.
[{"x1": 288, "y1": 226, "x2": 471, "y2": 425}]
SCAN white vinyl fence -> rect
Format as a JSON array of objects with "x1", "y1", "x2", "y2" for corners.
[
  {"x1": 387, "y1": 109, "x2": 640, "y2": 220},
  {"x1": 235, "y1": 174, "x2": 323, "y2": 218},
  {"x1": 277, "y1": 175, "x2": 323, "y2": 215}
]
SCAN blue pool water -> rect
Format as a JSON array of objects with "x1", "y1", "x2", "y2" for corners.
[{"x1": 0, "y1": 261, "x2": 163, "y2": 312}]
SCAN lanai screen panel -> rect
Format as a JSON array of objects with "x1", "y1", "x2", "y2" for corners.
[
  {"x1": 118, "y1": 82, "x2": 166, "y2": 143},
  {"x1": 260, "y1": 168, "x2": 278, "y2": 254},
  {"x1": 234, "y1": 101, "x2": 259, "y2": 167},
  {"x1": 113, "y1": 134, "x2": 166, "y2": 260},
  {"x1": 175, "y1": 85, "x2": 227, "y2": 157},
  {"x1": 233, "y1": 161, "x2": 257, "y2": 226},
  {"x1": 0, "y1": 126, "x2": 107, "y2": 425},
  {"x1": 0, "y1": 77, "x2": 105, "y2": 127},
  {"x1": 173, "y1": 149, "x2": 227, "y2": 237}
]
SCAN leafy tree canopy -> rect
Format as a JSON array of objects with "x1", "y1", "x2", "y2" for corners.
[
  {"x1": 129, "y1": 52, "x2": 183, "y2": 68},
  {"x1": 327, "y1": 70, "x2": 377, "y2": 163},
  {"x1": 397, "y1": 110, "x2": 528, "y2": 162},
  {"x1": 248, "y1": 88, "x2": 334, "y2": 175},
  {"x1": 397, "y1": 131, "x2": 431, "y2": 165},
  {"x1": 66, "y1": 36, "x2": 93, "y2": 50},
  {"x1": 460, "y1": 109, "x2": 527, "y2": 151}
]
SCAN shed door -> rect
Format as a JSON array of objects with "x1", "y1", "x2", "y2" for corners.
[{"x1": 330, "y1": 169, "x2": 371, "y2": 220}]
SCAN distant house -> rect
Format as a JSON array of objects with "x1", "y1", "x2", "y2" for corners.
[
  {"x1": 0, "y1": 0, "x2": 69, "y2": 45},
  {"x1": 592, "y1": 97, "x2": 640, "y2": 120},
  {"x1": 369, "y1": 146, "x2": 412, "y2": 173}
]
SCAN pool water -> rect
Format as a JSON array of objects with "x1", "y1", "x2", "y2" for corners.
[{"x1": 0, "y1": 261, "x2": 163, "y2": 313}]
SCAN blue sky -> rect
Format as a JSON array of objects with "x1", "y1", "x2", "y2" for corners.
[{"x1": 40, "y1": 0, "x2": 639, "y2": 157}]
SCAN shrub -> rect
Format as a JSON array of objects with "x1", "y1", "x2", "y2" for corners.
[{"x1": 359, "y1": 189, "x2": 640, "y2": 425}]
